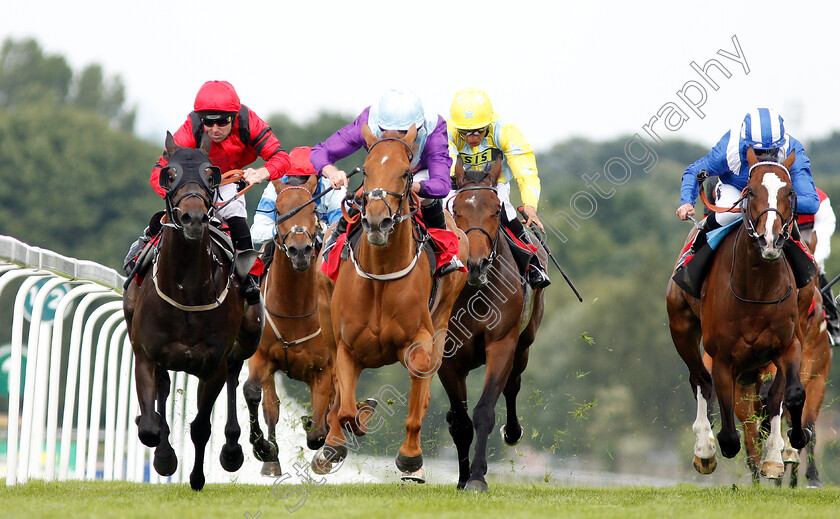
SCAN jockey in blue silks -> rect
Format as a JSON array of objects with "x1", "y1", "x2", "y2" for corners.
[{"x1": 672, "y1": 108, "x2": 819, "y2": 297}]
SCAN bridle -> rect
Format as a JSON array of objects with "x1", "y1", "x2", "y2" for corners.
[
  {"x1": 273, "y1": 185, "x2": 318, "y2": 258},
  {"x1": 741, "y1": 161, "x2": 797, "y2": 242},
  {"x1": 159, "y1": 150, "x2": 220, "y2": 230},
  {"x1": 358, "y1": 137, "x2": 418, "y2": 225},
  {"x1": 455, "y1": 184, "x2": 501, "y2": 265}
]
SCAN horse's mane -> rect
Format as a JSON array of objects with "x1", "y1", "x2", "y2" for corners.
[{"x1": 283, "y1": 175, "x2": 311, "y2": 187}]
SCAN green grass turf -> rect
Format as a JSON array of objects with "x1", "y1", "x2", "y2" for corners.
[{"x1": 1, "y1": 481, "x2": 840, "y2": 518}]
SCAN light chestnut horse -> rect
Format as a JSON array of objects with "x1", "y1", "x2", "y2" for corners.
[
  {"x1": 666, "y1": 148, "x2": 811, "y2": 480},
  {"x1": 311, "y1": 124, "x2": 467, "y2": 482},
  {"x1": 243, "y1": 173, "x2": 333, "y2": 477}
]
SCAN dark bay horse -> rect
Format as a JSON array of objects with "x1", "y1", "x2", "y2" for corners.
[
  {"x1": 441, "y1": 156, "x2": 546, "y2": 492},
  {"x1": 311, "y1": 124, "x2": 467, "y2": 481},
  {"x1": 243, "y1": 173, "x2": 333, "y2": 477},
  {"x1": 123, "y1": 132, "x2": 263, "y2": 491},
  {"x1": 666, "y1": 148, "x2": 811, "y2": 479}
]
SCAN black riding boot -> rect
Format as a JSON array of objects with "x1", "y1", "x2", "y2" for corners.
[
  {"x1": 228, "y1": 216, "x2": 261, "y2": 305},
  {"x1": 422, "y1": 199, "x2": 459, "y2": 276},
  {"x1": 820, "y1": 273, "x2": 840, "y2": 346},
  {"x1": 672, "y1": 214, "x2": 722, "y2": 297},
  {"x1": 502, "y1": 210, "x2": 550, "y2": 289},
  {"x1": 123, "y1": 227, "x2": 153, "y2": 276}
]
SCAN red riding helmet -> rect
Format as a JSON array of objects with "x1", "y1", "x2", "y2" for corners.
[{"x1": 193, "y1": 80, "x2": 241, "y2": 114}]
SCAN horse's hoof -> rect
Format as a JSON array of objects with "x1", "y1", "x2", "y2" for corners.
[
  {"x1": 311, "y1": 444, "x2": 347, "y2": 475},
  {"x1": 788, "y1": 428, "x2": 812, "y2": 450},
  {"x1": 220, "y1": 443, "x2": 244, "y2": 472},
  {"x1": 153, "y1": 449, "x2": 178, "y2": 477},
  {"x1": 306, "y1": 434, "x2": 326, "y2": 451},
  {"x1": 252, "y1": 439, "x2": 278, "y2": 462},
  {"x1": 464, "y1": 479, "x2": 488, "y2": 493},
  {"x1": 395, "y1": 452, "x2": 423, "y2": 474},
  {"x1": 190, "y1": 472, "x2": 205, "y2": 491},
  {"x1": 782, "y1": 445, "x2": 799, "y2": 464},
  {"x1": 500, "y1": 424, "x2": 522, "y2": 446},
  {"x1": 261, "y1": 461, "x2": 283, "y2": 477},
  {"x1": 400, "y1": 467, "x2": 425, "y2": 484},
  {"x1": 693, "y1": 455, "x2": 717, "y2": 474},
  {"x1": 456, "y1": 480, "x2": 467, "y2": 491},
  {"x1": 137, "y1": 412, "x2": 162, "y2": 447},
  {"x1": 761, "y1": 460, "x2": 785, "y2": 479},
  {"x1": 806, "y1": 480, "x2": 824, "y2": 489}
]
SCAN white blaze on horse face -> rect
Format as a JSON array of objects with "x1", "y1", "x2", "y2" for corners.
[
  {"x1": 692, "y1": 386, "x2": 716, "y2": 459},
  {"x1": 760, "y1": 172, "x2": 786, "y2": 245}
]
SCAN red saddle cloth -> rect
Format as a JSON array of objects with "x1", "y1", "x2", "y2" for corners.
[{"x1": 319, "y1": 223, "x2": 464, "y2": 283}]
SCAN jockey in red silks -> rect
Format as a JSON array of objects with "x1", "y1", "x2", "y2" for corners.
[{"x1": 125, "y1": 80, "x2": 291, "y2": 305}]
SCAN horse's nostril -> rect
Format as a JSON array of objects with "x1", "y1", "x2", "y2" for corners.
[{"x1": 304, "y1": 246, "x2": 313, "y2": 256}]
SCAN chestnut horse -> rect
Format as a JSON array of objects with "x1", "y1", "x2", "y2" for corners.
[
  {"x1": 441, "y1": 156, "x2": 546, "y2": 492},
  {"x1": 311, "y1": 124, "x2": 467, "y2": 481},
  {"x1": 733, "y1": 229, "x2": 832, "y2": 486},
  {"x1": 666, "y1": 148, "x2": 811, "y2": 479},
  {"x1": 123, "y1": 133, "x2": 263, "y2": 491},
  {"x1": 243, "y1": 173, "x2": 333, "y2": 477}
]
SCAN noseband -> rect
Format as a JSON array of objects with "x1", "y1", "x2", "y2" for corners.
[
  {"x1": 273, "y1": 185, "x2": 317, "y2": 257},
  {"x1": 359, "y1": 137, "x2": 417, "y2": 224},
  {"x1": 741, "y1": 161, "x2": 797, "y2": 242},
  {"x1": 455, "y1": 184, "x2": 501, "y2": 264}
]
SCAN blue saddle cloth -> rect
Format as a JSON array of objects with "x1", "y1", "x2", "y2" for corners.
[{"x1": 706, "y1": 220, "x2": 740, "y2": 250}]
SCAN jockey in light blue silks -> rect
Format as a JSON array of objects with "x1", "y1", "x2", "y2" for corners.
[{"x1": 672, "y1": 108, "x2": 819, "y2": 297}]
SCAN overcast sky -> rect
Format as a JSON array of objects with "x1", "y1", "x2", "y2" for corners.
[{"x1": 3, "y1": 0, "x2": 839, "y2": 154}]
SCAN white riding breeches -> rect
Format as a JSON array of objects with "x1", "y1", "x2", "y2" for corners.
[
  {"x1": 713, "y1": 181, "x2": 743, "y2": 227},
  {"x1": 216, "y1": 182, "x2": 247, "y2": 220}
]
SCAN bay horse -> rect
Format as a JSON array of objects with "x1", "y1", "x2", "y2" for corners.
[
  {"x1": 311, "y1": 124, "x2": 467, "y2": 481},
  {"x1": 243, "y1": 173, "x2": 333, "y2": 477},
  {"x1": 734, "y1": 228, "x2": 831, "y2": 486},
  {"x1": 666, "y1": 148, "x2": 812, "y2": 479},
  {"x1": 123, "y1": 132, "x2": 263, "y2": 491},
  {"x1": 441, "y1": 156, "x2": 546, "y2": 492}
]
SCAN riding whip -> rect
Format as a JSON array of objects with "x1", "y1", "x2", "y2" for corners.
[
  {"x1": 517, "y1": 206, "x2": 583, "y2": 302},
  {"x1": 275, "y1": 167, "x2": 362, "y2": 224}
]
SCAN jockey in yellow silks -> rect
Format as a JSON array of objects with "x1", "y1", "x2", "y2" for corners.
[{"x1": 447, "y1": 87, "x2": 550, "y2": 289}]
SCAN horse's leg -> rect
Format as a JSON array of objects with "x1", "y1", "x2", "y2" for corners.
[
  {"x1": 760, "y1": 370, "x2": 787, "y2": 479},
  {"x1": 306, "y1": 364, "x2": 332, "y2": 450},
  {"x1": 711, "y1": 358, "x2": 740, "y2": 459},
  {"x1": 777, "y1": 340, "x2": 810, "y2": 450},
  {"x1": 501, "y1": 347, "x2": 530, "y2": 447},
  {"x1": 153, "y1": 369, "x2": 177, "y2": 476},
  {"x1": 312, "y1": 342, "x2": 358, "y2": 474},
  {"x1": 802, "y1": 369, "x2": 828, "y2": 488},
  {"x1": 439, "y1": 360, "x2": 472, "y2": 490},
  {"x1": 259, "y1": 371, "x2": 283, "y2": 476},
  {"x1": 242, "y1": 348, "x2": 278, "y2": 463},
  {"x1": 219, "y1": 357, "x2": 246, "y2": 473},
  {"x1": 395, "y1": 329, "x2": 438, "y2": 483},
  {"x1": 464, "y1": 337, "x2": 517, "y2": 493},
  {"x1": 188, "y1": 368, "x2": 226, "y2": 491},
  {"x1": 667, "y1": 286, "x2": 716, "y2": 471},
  {"x1": 734, "y1": 380, "x2": 762, "y2": 483},
  {"x1": 133, "y1": 349, "x2": 161, "y2": 448}
]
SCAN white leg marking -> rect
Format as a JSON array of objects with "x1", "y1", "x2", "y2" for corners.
[
  {"x1": 692, "y1": 386, "x2": 716, "y2": 459},
  {"x1": 762, "y1": 403, "x2": 785, "y2": 466}
]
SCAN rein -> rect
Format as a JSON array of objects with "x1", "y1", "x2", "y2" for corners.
[
  {"x1": 456, "y1": 184, "x2": 501, "y2": 264},
  {"x1": 273, "y1": 185, "x2": 318, "y2": 257},
  {"x1": 727, "y1": 225, "x2": 793, "y2": 305}
]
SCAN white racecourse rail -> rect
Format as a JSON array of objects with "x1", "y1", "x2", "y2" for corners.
[{"x1": 0, "y1": 235, "x2": 311, "y2": 486}]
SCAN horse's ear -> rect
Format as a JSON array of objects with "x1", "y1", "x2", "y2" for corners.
[
  {"x1": 453, "y1": 155, "x2": 466, "y2": 188},
  {"x1": 198, "y1": 132, "x2": 212, "y2": 155},
  {"x1": 746, "y1": 146, "x2": 758, "y2": 166},
  {"x1": 362, "y1": 123, "x2": 377, "y2": 148},
  {"x1": 487, "y1": 153, "x2": 503, "y2": 187},
  {"x1": 271, "y1": 178, "x2": 285, "y2": 192},
  {"x1": 304, "y1": 173, "x2": 319, "y2": 193},
  {"x1": 402, "y1": 124, "x2": 418, "y2": 146},
  {"x1": 783, "y1": 149, "x2": 796, "y2": 170},
  {"x1": 165, "y1": 131, "x2": 178, "y2": 157}
]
